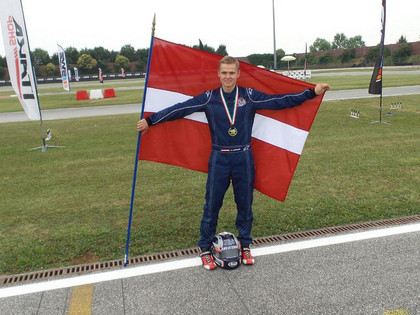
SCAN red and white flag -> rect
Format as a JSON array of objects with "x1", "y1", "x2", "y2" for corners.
[{"x1": 139, "y1": 38, "x2": 324, "y2": 201}]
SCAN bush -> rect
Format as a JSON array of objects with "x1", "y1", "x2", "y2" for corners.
[
  {"x1": 365, "y1": 45, "x2": 391, "y2": 64},
  {"x1": 45, "y1": 62, "x2": 58, "y2": 76},
  {"x1": 340, "y1": 49, "x2": 355, "y2": 63},
  {"x1": 352, "y1": 58, "x2": 367, "y2": 67},
  {"x1": 318, "y1": 52, "x2": 333, "y2": 64},
  {"x1": 392, "y1": 44, "x2": 411, "y2": 65},
  {"x1": 409, "y1": 55, "x2": 420, "y2": 66}
]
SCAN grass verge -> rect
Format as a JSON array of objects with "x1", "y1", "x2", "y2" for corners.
[{"x1": 0, "y1": 94, "x2": 419, "y2": 275}]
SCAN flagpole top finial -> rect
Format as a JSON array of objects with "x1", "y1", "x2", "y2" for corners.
[{"x1": 152, "y1": 14, "x2": 156, "y2": 36}]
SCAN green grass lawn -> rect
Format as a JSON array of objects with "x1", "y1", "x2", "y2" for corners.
[
  {"x1": 0, "y1": 75, "x2": 419, "y2": 275},
  {"x1": 307, "y1": 73, "x2": 420, "y2": 90}
]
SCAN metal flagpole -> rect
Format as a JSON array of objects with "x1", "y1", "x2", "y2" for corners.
[
  {"x1": 32, "y1": 65, "x2": 47, "y2": 152},
  {"x1": 379, "y1": 80, "x2": 383, "y2": 123},
  {"x1": 28, "y1": 67, "x2": 65, "y2": 151},
  {"x1": 124, "y1": 14, "x2": 156, "y2": 267},
  {"x1": 272, "y1": 0, "x2": 277, "y2": 70}
]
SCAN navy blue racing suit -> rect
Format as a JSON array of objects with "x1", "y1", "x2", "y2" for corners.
[{"x1": 146, "y1": 86, "x2": 316, "y2": 248}]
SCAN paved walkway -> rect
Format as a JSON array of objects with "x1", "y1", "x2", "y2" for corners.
[{"x1": 1, "y1": 223, "x2": 420, "y2": 314}]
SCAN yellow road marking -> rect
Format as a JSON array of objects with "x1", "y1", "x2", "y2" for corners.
[
  {"x1": 384, "y1": 309, "x2": 409, "y2": 315},
  {"x1": 68, "y1": 284, "x2": 94, "y2": 315}
]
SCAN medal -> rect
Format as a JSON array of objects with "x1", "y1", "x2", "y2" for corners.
[
  {"x1": 228, "y1": 126, "x2": 238, "y2": 137},
  {"x1": 220, "y1": 86, "x2": 239, "y2": 137}
]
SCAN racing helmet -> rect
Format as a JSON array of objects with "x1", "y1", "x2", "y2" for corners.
[{"x1": 212, "y1": 232, "x2": 241, "y2": 270}]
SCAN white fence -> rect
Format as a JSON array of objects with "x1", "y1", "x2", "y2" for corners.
[{"x1": 282, "y1": 70, "x2": 311, "y2": 80}]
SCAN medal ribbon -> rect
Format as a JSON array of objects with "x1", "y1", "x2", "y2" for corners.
[{"x1": 220, "y1": 86, "x2": 239, "y2": 126}]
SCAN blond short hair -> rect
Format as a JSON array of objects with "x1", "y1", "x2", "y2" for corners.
[{"x1": 218, "y1": 56, "x2": 240, "y2": 71}]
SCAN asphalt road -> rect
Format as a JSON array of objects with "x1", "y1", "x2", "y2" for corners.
[{"x1": 1, "y1": 85, "x2": 419, "y2": 124}]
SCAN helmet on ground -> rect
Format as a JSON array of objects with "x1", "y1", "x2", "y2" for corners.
[{"x1": 211, "y1": 232, "x2": 241, "y2": 270}]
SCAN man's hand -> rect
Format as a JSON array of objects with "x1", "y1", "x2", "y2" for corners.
[
  {"x1": 137, "y1": 119, "x2": 149, "y2": 134},
  {"x1": 314, "y1": 83, "x2": 330, "y2": 95}
]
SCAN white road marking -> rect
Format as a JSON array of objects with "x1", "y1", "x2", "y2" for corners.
[{"x1": 2, "y1": 222, "x2": 420, "y2": 299}]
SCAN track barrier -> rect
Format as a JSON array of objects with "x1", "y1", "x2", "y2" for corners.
[
  {"x1": 104, "y1": 88, "x2": 116, "y2": 98},
  {"x1": 75, "y1": 90, "x2": 89, "y2": 100}
]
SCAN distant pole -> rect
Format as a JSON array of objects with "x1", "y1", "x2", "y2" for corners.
[{"x1": 272, "y1": 0, "x2": 277, "y2": 69}]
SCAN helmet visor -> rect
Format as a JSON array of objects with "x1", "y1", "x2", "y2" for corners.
[{"x1": 218, "y1": 248, "x2": 240, "y2": 259}]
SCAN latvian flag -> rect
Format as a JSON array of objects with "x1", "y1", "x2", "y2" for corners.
[{"x1": 139, "y1": 38, "x2": 324, "y2": 201}]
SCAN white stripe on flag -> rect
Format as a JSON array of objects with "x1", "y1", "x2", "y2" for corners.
[
  {"x1": 144, "y1": 88, "x2": 308, "y2": 155},
  {"x1": 252, "y1": 115, "x2": 308, "y2": 155},
  {"x1": 145, "y1": 88, "x2": 206, "y2": 123},
  {"x1": 145, "y1": 87, "x2": 192, "y2": 112}
]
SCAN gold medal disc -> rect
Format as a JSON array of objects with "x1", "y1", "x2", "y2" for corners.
[{"x1": 228, "y1": 126, "x2": 238, "y2": 137}]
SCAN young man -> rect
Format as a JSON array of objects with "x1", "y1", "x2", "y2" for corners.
[{"x1": 137, "y1": 56, "x2": 330, "y2": 270}]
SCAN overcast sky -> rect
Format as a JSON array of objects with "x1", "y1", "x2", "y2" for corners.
[{"x1": 1, "y1": 0, "x2": 419, "y2": 58}]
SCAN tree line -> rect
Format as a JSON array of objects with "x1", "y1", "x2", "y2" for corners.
[
  {"x1": 248, "y1": 34, "x2": 418, "y2": 69},
  {"x1": 0, "y1": 33, "x2": 418, "y2": 79}
]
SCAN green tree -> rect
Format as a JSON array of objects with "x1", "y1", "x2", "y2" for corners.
[
  {"x1": 31, "y1": 48, "x2": 51, "y2": 66},
  {"x1": 76, "y1": 54, "x2": 98, "y2": 74},
  {"x1": 331, "y1": 33, "x2": 348, "y2": 49},
  {"x1": 80, "y1": 48, "x2": 93, "y2": 56},
  {"x1": 92, "y1": 46, "x2": 111, "y2": 62},
  {"x1": 120, "y1": 44, "x2": 136, "y2": 61},
  {"x1": 276, "y1": 48, "x2": 285, "y2": 60},
  {"x1": 135, "y1": 60, "x2": 145, "y2": 72},
  {"x1": 89, "y1": 46, "x2": 111, "y2": 70},
  {"x1": 0, "y1": 55, "x2": 6, "y2": 67},
  {"x1": 135, "y1": 48, "x2": 149, "y2": 69},
  {"x1": 347, "y1": 36, "x2": 365, "y2": 48},
  {"x1": 194, "y1": 40, "x2": 215, "y2": 53},
  {"x1": 51, "y1": 47, "x2": 79, "y2": 66},
  {"x1": 247, "y1": 53, "x2": 274, "y2": 69},
  {"x1": 51, "y1": 52, "x2": 58, "y2": 65},
  {"x1": 45, "y1": 62, "x2": 57, "y2": 76},
  {"x1": 114, "y1": 54, "x2": 130, "y2": 72},
  {"x1": 109, "y1": 50, "x2": 119, "y2": 62},
  {"x1": 0, "y1": 55, "x2": 5, "y2": 78},
  {"x1": 216, "y1": 45, "x2": 228, "y2": 56},
  {"x1": 397, "y1": 35, "x2": 407, "y2": 44},
  {"x1": 135, "y1": 48, "x2": 148, "y2": 62},
  {"x1": 310, "y1": 38, "x2": 331, "y2": 52},
  {"x1": 65, "y1": 47, "x2": 80, "y2": 64}
]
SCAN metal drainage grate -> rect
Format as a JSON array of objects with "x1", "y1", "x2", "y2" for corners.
[{"x1": 2, "y1": 215, "x2": 420, "y2": 286}]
